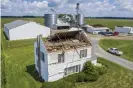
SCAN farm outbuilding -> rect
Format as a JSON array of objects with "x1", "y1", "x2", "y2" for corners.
[
  {"x1": 4, "y1": 20, "x2": 50, "y2": 40},
  {"x1": 114, "y1": 26, "x2": 133, "y2": 34},
  {"x1": 83, "y1": 24, "x2": 110, "y2": 34}
]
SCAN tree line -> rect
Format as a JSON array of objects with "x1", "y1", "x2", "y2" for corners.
[{"x1": 1, "y1": 16, "x2": 133, "y2": 19}]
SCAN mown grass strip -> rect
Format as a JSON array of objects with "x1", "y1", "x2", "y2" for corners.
[{"x1": 99, "y1": 39, "x2": 133, "y2": 62}]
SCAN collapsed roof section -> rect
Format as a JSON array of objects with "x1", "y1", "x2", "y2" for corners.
[{"x1": 44, "y1": 30, "x2": 91, "y2": 52}]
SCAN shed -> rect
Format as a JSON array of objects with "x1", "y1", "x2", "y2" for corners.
[
  {"x1": 4, "y1": 20, "x2": 50, "y2": 40},
  {"x1": 114, "y1": 26, "x2": 133, "y2": 34},
  {"x1": 84, "y1": 24, "x2": 110, "y2": 34}
]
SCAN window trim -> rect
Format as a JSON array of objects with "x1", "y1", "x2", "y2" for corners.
[
  {"x1": 36, "y1": 47, "x2": 45, "y2": 62},
  {"x1": 65, "y1": 64, "x2": 81, "y2": 75},
  {"x1": 36, "y1": 47, "x2": 38, "y2": 55},
  {"x1": 80, "y1": 49, "x2": 87, "y2": 58},
  {"x1": 41, "y1": 52, "x2": 45, "y2": 62},
  {"x1": 58, "y1": 53, "x2": 65, "y2": 63}
]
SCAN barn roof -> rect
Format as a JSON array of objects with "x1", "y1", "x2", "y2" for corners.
[{"x1": 4, "y1": 20, "x2": 29, "y2": 30}]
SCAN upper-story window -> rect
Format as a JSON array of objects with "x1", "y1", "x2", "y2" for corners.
[
  {"x1": 36, "y1": 47, "x2": 45, "y2": 62},
  {"x1": 41, "y1": 52, "x2": 45, "y2": 62},
  {"x1": 58, "y1": 53, "x2": 65, "y2": 63},
  {"x1": 36, "y1": 47, "x2": 38, "y2": 55},
  {"x1": 80, "y1": 49, "x2": 87, "y2": 58}
]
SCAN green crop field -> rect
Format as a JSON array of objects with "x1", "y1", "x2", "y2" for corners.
[
  {"x1": 1, "y1": 18, "x2": 133, "y2": 88},
  {"x1": 85, "y1": 19, "x2": 133, "y2": 30},
  {"x1": 1, "y1": 18, "x2": 133, "y2": 30},
  {"x1": 99, "y1": 39, "x2": 133, "y2": 62}
]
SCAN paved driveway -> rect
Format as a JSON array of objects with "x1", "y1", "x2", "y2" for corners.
[{"x1": 90, "y1": 38, "x2": 133, "y2": 71}]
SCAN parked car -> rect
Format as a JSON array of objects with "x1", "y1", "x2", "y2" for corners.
[
  {"x1": 105, "y1": 32, "x2": 114, "y2": 36},
  {"x1": 99, "y1": 32, "x2": 113, "y2": 36},
  {"x1": 107, "y1": 48, "x2": 123, "y2": 56}
]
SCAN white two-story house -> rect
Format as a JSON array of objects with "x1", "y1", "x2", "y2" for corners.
[{"x1": 34, "y1": 30, "x2": 97, "y2": 82}]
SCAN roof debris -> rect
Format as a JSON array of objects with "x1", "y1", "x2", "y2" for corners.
[{"x1": 44, "y1": 30, "x2": 91, "y2": 52}]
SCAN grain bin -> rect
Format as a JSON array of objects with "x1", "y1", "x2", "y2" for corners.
[
  {"x1": 44, "y1": 14, "x2": 57, "y2": 28},
  {"x1": 77, "y1": 14, "x2": 84, "y2": 26}
]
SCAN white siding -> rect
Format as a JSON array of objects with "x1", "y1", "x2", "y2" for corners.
[
  {"x1": 47, "y1": 46, "x2": 96, "y2": 82},
  {"x1": 34, "y1": 35, "x2": 97, "y2": 82},
  {"x1": 91, "y1": 59, "x2": 97, "y2": 65},
  {"x1": 9, "y1": 22, "x2": 50, "y2": 40},
  {"x1": 34, "y1": 38, "x2": 49, "y2": 81},
  {"x1": 114, "y1": 26, "x2": 131, "y2": 33},
  {"x1": 86, "y1": 26, "x2": 108, "y2": 34},
  {"x1": 86, "y1": 27, "x2": 93, "y2": 33},
  {"x1": 35, "y1": 44, "x2": 97, "y2": 82},
  {"x1": 130, "y1": 28, "x2": 133, "y2": 34}
]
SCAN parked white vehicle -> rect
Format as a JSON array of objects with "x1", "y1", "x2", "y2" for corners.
[{"x1": 108, "y1": 48, "x2": 123, "y2": 56}]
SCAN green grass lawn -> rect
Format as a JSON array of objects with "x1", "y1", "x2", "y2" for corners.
[
  {"x1": 1, "y1": 18, "x2": 133, "y2": 30},
  {"x1": 99, "y1": 39, "x2": 133, "y2": 62},
  {"x1": 1, "y1": 18, "x2": 133, "y2": 88},
  {"x1": 1, "y1": 28, "x2": 42, "y2": 88},
  {"x1": 2, "y1": 34, "x2": 133, "y2": 88},
  {"x1": 76, "y1": 57, "x2": 133, "y2": 88}
]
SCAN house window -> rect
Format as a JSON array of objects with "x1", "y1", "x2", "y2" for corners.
[
  {"x1": 37, "y1": 59, "x2": 40, "y2": 69},
  {"x1": 58, "y1": 53, "x2": 64, "y2": 63},
  {"x1": 65, "y1": 65, "x2": 81, "y2": 75},
  {"x1": 36, "y1": 47, "x2": 45, "y2": 62},
  {"x1": 41, "y1": 52, "x2": 45, "y2": 62},
  {"x1": 80, "y1": 49, "x2": 87, "y2": 58},
  {"x1": 36, "y1": 48, "x2": 38, "y2": 55}
]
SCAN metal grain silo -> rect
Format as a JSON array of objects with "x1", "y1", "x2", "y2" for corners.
[
  {"x1": 77, "y1": 14, "x2": 84, "y2": 26},
  {"x1": 44, "y1": 14, "x2": 57, "y2": 28}
]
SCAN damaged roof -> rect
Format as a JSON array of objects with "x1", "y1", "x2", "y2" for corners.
[
  {"x1": 44, "y1": 30, "x2": 91, "y2": 52},
  {"x1": 49, "y1": 30, "x2": 82, "y2": 41}
]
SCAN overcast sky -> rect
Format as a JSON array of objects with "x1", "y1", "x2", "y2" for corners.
[{"x1": 1, "y1": 0, "x2": 133, "y2": 17}]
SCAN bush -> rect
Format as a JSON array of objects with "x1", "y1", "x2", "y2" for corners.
[
  {"x1": 83, "y1": 61, "x2": 99, "y2": 81},
  {"x1": 76, "y1": 72, "x2": 86, "y2": 82},
  {"x1": 84, "y1": 72, "x2": 99, "y2": 82},
  {"x1": 42, "y1": 61, "x2": 108, "y2": 88},
  {"x1": 95, "y1": 66, "x2": 107, "y2": 75},
  {"x1": 83, "y1": 61, "x2": 95, "y2": 74}
]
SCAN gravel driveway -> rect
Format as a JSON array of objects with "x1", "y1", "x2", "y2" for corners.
[{"x1": 90, "y1": 37, "x2": 133, "y2": 71}]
